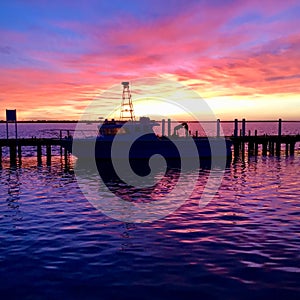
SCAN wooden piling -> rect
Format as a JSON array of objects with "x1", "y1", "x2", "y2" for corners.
[
  {"x1": 242, "y1": 119, "x2": 246, "y2": 137},
  {"x1": 285, "y1": 143, "x2": 289, "y2": 156},
  {"x1": 248, "y1": 139, "x2": 254, "y2": 156},
  {"x1": 262, "y1": 141, "x2": 268, "y2": 156},
  {"x1": 276, "y1": 138, "x2": 281, "y2": 156},
  {"x1": 254, "y1": 130, "x2": 258, "y2": 156},
  {"x1": 234, "y1": 140, "x2": 240, "y2": 158},
  {"x1": 10, "y1": 144, "x2": 17, "y2": 165},
  {"x1": 272, "y1": 141, "x2": 275, "y2": 156},
  {"x1": 275, "y1": 119, "x2": 282, "y2": 157},
  {"x1": 234, "y1": 119, "x2": 238, "y2": 138},
  {"x1": 46, "y1": 144, "x2": 51, "y2": 166},
  {"x1": 217, "y1": 119, "x2": 220, "y2": 137},
  {"x1": 278, "y1": 118, "x2": 282, "y2": 137},
  {"x1": 290, "y1": 142, "x2": 295, "y2": 156},
  {"x1": 269, "y1": 140, "x2": 274, "y2": 156},
  {"x1": 37, "y1": 144, "x2": 42, "y2": 165}
]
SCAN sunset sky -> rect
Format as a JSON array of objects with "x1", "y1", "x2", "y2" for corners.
[{"x1": 0, "y1": 0, "x2": 300, "y2": 120}]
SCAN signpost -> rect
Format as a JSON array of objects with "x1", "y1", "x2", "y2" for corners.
[{"x1": 6, "y1": 109, "x2": 17, "y2": 140}]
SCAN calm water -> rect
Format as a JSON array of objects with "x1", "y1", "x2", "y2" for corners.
[{"x1": 1, "y1": 123, "x2": 300, "y2": 299}]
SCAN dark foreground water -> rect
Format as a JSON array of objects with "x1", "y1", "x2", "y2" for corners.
[
  {"x1": 1, "y1": 122, "x2": 300, "y2": 299},
  {"x1": 0, "y1": 152, "x2": 300, "y2": 299}
]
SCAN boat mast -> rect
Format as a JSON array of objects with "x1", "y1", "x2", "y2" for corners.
[{"x1": 120, "y1": 81, "x2": 135, "y2": 121}]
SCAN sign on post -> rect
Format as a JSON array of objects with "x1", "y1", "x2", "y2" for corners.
[
  {"x1": 6, "y1": 109, "x2": 17, "y2": 122},
  {"x1": 6, "y1": 109, "x2": 17, "y2": 139}
]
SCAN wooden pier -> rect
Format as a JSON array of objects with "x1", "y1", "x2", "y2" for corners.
[
  {"x1": 1, "y1": 119, "x2": 299, "y2": 166},
  {"x1": 231, "y1": 134, "x2": 300, "y2": 159},
  {"x1": 0, "y1": 138, "x2": 72, "y2": 166},
  {"x1": 230, "y1": 118, "x2": 300, "y2": 159},
  {"x1": 1, "y1": 134, "x2": 299, "y2": 167}
]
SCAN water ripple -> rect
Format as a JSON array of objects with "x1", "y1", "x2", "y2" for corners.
[{"x1": 0, "y1": 155, "x2": 300, "y2": 298}]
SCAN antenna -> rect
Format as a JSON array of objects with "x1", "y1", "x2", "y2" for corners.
[{"x1": 120, "y1": 81, "x2": 135, "y2": 121}]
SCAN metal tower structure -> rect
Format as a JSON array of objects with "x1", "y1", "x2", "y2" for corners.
[{"x1": 120, "y1": 81, "x2": 135, "y2": 121}]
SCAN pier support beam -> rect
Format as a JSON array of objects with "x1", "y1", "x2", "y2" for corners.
[
  {"x1": 248, "y1": 139, "x2": 254, "y2": 156},
  {"x1": 276, "y1": 139, "x2": 281, "y2": 156},
  {"x1": 234, "y1": 119, "x2": 238, "y2": 138},
  {"x1": 233, "y1": 140, "x2": 240, "y2": 158},
  {"x1": 262, "y1": 141, "x2": 268, "y2": 156},
  {"x1": 269, "y1": 141, "x2": 274, "y2": 156},
  {"x1": 254, "y1": 130, "x2": 258, "y2": 156},
  {"x1": 10, "y1": 144, "x2": 17, "y2": 166},
  {"x1": 276, "y1": 118, "x2": 282, "y2": 157},
  {"x1": 278, "y1": 118, "x2": 282, "y2": 137},
  {"x1": 242, "y1": 118, "x2": 246, "y2": 137},
  {"x1": 46, "y1": 144, "x2": 51, "y2": 166},
  {"x1": 37, "y1": 144, "x2": 42, "y2": 165},
  {"x1": 290, "y1": 142, "x2": 295, "y2": 156}
]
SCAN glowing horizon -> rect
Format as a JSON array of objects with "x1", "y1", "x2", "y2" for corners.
[{"x1": 0, "y1": 1, "x2": 300, "y2": 121}]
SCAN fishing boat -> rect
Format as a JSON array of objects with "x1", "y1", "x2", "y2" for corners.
[{"x1": 72, "y1": 82, "x2": 232, "y2": 164}]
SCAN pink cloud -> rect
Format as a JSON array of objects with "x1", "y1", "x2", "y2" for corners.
[{"x1": 0, "y1": 0, "x2": 300, "y2": 119}]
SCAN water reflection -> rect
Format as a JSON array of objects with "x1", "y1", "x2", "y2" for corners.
[
  {"x1": 0, "y1": 154, "x2": 300, "y2": 298},
  {"x1": 5, "y1": 167, "x2": 22, "y2": 222}
]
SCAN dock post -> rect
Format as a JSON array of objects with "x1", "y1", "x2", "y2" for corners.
[
  {"x1": 10, "y1": 143, "x2": 17, "y2": 166},
  {"x1": 217, "y1": 119, "x2": 220, "y2": 137},
  {"x1": 278, "y1": 118, "x2": 282, "y2": 137},
  {"x1": 161, "y1": 119, "x2": 165, "y2": 136},
  {"x1": 242, "y1": 119, "x2": 246, "y2": 137},
  {"x1": 46, "y1": 144, "x2": 51, "y2": 166},
  {"x1": 60, "y1": 130, "x2": 63, "y2": 156},
  {"x1": 276, "y1": 119, "x2": 282, "y2": 156},
  {"x1": 0, "y1": 147, "x2": 2, "y2": 163},
  {"x1": 254, "y1": 130, "x2": 258, "y2": 156},
  {"x1": 248, "y1": 130, "x2": 253, "y2": 156},
  {"x1": 262, "y1": 141, "x2": 268, "y2": 156},
  {"x1": 234, "y1": 119, "x2": 238, "y2": 138},
  {"x1": 270, "y1": 140, "x2": 275, "y2": 156},
  {"x1": 167, "y1": 119, "x2": 171, "y2": 137},
  {"x1": 234, "y1": 141, "x2": 239, "y2": 159},
  {"x1": 37, "y1": 144, "x2": 42, "y2": 165},
  {"x1": 248, "y1": 134, "x2": 254, "y2": 157},
  {"x1": 290, "y1": 141, "x2": 295, "y2": 156},
  {"x1": 285, "y1": 143, "x2": 289, "y2": 156},
  {"x1": 241, "y1": 119, "x2": 246, "y2": 158},
  {"x1": 276, "y1": 139, "x2": 281, "y2": 156}
]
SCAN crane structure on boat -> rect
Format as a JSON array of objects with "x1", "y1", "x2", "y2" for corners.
[{"x1": 120, "y1": 81, "x2": 135, "y2": 121}]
